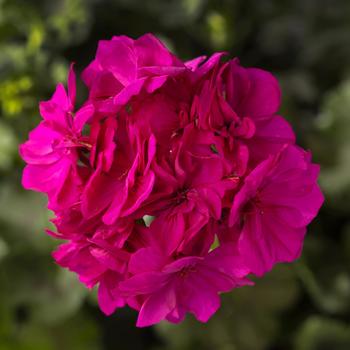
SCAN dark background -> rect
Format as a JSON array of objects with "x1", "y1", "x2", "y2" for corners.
[{"x1": 0, "y1": 0, "x2": 350, "y2": 349}]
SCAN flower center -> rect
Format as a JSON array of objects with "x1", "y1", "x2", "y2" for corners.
[
  {"x1": 174, "y1": 188, "x2": 189, "y2": 204},
  {"x1": 178, "y1": 264, "x2": 197, "y2": 278}
]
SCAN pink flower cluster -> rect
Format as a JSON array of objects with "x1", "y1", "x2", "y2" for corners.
[{"x1": 20, "y1": 34, "x2": 324, "y2": 327}]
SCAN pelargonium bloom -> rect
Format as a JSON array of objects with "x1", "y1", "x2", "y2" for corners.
[
  {"x1": 19, "y1": 33, "x2": 324, "y2": 327},
  {"x1": 120, "y1": 244, "x2": 252, "y2": 327},
  {"x1": 20, "y1": 65, "x2": 94, "y2": 210},
  {"x1": 82, "y1": 34, "x2": 187, "y2": 114},
  {"x1": 227, "y1": 145, "x2": 324, "y2": 276}
]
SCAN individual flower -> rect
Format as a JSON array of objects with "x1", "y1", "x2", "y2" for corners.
[
  {"x1": 227, "y1": 145, "x2": 324, "y2": 276},
  {"x1": 191, "y1": 58, "x2": 295, "y2": 170},
  {"x1": 120, "y1": 244, "x2": 252, "y2": 327},
  {"x1": 53, "y1": 217, "x2": 134, "y2": 315},
  {"x1": 19, "y1": 65, "x2": 94, "y2": 210},
  {"x1": 82, "y1": 33, "x2": 188, "y2": 114}
]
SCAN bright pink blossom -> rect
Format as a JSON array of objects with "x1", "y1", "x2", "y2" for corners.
[
  {"x1": 120, "y1": 244, "x2": 252, "y2": 327},
  {"x1": 19, "y1": 33, "x2": 324, "y2": 327},
  {"x1": 228, "y1": 145, "x2": 324, "y2": 276},
  {"x1": 20, "y1": 66, "x2": 94, "y2": 210},
  {"x1": 191, "y1": 58, "x2": 295, "y2": 171},
  {"x1": 82, "y1": 34, "x2": 187, "y2": 114}
]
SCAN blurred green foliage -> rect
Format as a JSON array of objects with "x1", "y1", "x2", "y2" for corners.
[{"x1": 0, "y1": 0, "x2": 349, "y2": 349}]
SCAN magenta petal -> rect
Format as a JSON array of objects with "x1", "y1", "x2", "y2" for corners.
[
  {"x1": 247, "y1": 115, "x2": 296, "y2": 163},
  {"x1": 238, "y1": 212, "x2": 274, "y2": 276},
  {"x1": 185, "y1": 56, "x2": 207, "y2": 71},
  {"x1": 82, "y1": 161, "x2": 128, "y2": 221},
  {"x1": 229, "y1": 156, "x2": 274, "y2": 226},
  {"x1": 136, "y1": 285, "x2": 176, "y2": 327},
  {"x1": 89, "y1": 246, "x2": 121, "y2": 271},
  {"x1": 19, "y1": 140, "x2": 58, "y2": 165},
  {"x1": 149, "y1": 214, "x2": 186, "y2": 254},
  {"x1": 53, "y1": 242, "x2": 106, "y2": 288},
  {"x1": 205, "y1": 244, "x2": 251, "y2": 280},
  {"x1": 165, "y1": 306, "x2": 186, "y2": 324},
  {"x1": 128, "y1": 247, "x2": 168, "y2": 274},
  {"x1": 22, "y1": 158, "x2": 70, "y2": 193},
  {"x1": 98, "y1": 275, "x2": 125, "y2": 316},
  {"x1": 40, "y1": 84, "x2": 70, "y2": 123},
  {"x1": 50, "y1": 166, "x2": 81, "y2": 210},
  {"x1": 73, "y1": 103, "x2": 94, "y2": 133},
  {"x1": 121, "y1": 171, "x2": 155, "y2": 217},
  {"x1": 114, "y1": 78, "x2": 146, "y2": 107},
  {"x1": 102, "y1": 180, "x2": 129, "y2": 225},
  {"x1": 264, "y1": 211, "x2": 306, "y2": 262},
  {"x1": 96, "y1": 38, "x2": 136, "y2": 85},
  {"x1": 135, "y1": 33, "x2": 184, "y2": 69},
  {"x1": 240, "y1": 68, "x2": 281, "y2": 119},
  {"x1": 194, "y1": 52, "x2": 226, "y2": 78},
  {"x1": 163, "y1": 256, "x2": 202, "y2": 274},
  {"x1": 181, "y1": 275, "x2": 220, "y2": 323},
  {"x1": 144, "y1": 75, "x2": 169, "y2": 93},
  {"x1": 120, "y1": 272, "x2": 169, "y2": 296}
]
